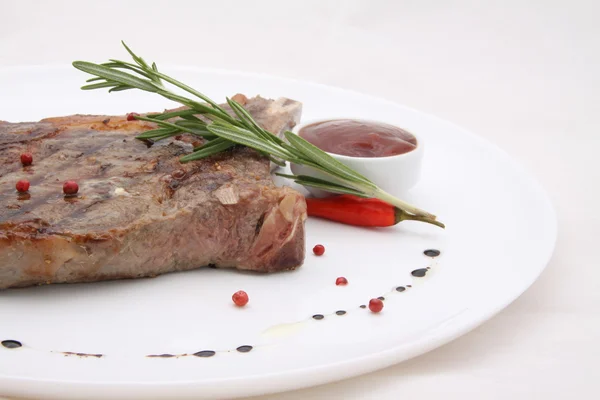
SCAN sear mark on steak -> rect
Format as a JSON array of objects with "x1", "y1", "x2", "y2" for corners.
[{"x1": 0, "y1": 95, "x2": 306, "y2": 289}]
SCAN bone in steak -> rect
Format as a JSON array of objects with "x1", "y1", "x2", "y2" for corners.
[{"x1": 0, "y1": 95, "x2": 306, "y2": 289}]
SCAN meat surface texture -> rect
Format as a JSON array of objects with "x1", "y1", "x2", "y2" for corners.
[{"x1": 0, "y1": 95, "x2": 306, "y2": 289}]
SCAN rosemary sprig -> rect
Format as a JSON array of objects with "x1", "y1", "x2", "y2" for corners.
[{"x1": 72, "y1": 41, "x2": 442, "y2": 225}]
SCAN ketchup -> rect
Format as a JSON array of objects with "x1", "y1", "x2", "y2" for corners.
[{"x1": 298, "y1": 119, "x2": 417, "y2": 158}]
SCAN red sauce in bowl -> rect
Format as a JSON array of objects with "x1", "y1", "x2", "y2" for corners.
[{"x1": 298, "y1": 119, "x2": 417, "y2": 158}]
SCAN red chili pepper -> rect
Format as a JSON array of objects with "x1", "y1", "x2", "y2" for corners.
[{"x1": 305, "y1": 195, "x2": 444, "y2": 228}]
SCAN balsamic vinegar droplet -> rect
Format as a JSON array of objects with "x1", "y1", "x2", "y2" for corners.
[
  {"x1": 1, "y1": 340, "x2": 22, "y2": 349},
  {"x1": 411, "y1": 268, "x2": 427, "y2": 277},
  {"x1": 194, "y1": 350, "x2": 216, "y2": 358},
  {"x1": 377, "y1": 296, "x2": 385, "y2": 301},
  {"x1": 236, "y1": 345, "x2": 253, "y2": 353},
  {"x1": 424, "y1": 249, "x2": 441, "y2": 257},
  {"x1": 359, "y1": 305, "x2": 367, "y2": 309},
  {"x1": 312, "y1": 314, "x2": 325, "y2": 320},
  {"x1": 148, "y1": 353, "x2": 175, "y2": 358},
  {"x1": 395, "y1": 286, "x2": 406, "y2": 292},
  {"x1": 335, "y1": 310, "x2": 347, "y2": 316}
]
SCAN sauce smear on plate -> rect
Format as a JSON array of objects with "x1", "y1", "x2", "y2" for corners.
[{"x1": 298, "y1": 119, "x2": 417, "y2": 158}]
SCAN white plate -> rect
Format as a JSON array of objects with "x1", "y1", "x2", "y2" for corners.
[{"x1": 0, "y1": 66, "x2": 556, "y2": 400}]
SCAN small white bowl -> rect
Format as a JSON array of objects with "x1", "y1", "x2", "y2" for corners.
[{"x1": 290, "y1": 118, "x2": 424, "y2": 199}]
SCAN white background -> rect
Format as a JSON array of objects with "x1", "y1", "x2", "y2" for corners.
[{"x1": 0, "y1": 0, "x2": 598, "y2": 399}]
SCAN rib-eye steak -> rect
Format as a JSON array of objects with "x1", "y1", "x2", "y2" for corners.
[{"x1": 0, "y1": 95, "x2": 306, "y2": 289}]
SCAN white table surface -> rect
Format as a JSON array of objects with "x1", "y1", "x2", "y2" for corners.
[{"x1": 1, "y1": 0, "x2": 598, "y2": 398}]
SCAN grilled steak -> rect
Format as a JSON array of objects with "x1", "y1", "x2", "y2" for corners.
[{"x1": 0, "y1": 95, "x2": 306, "y2": 289}]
